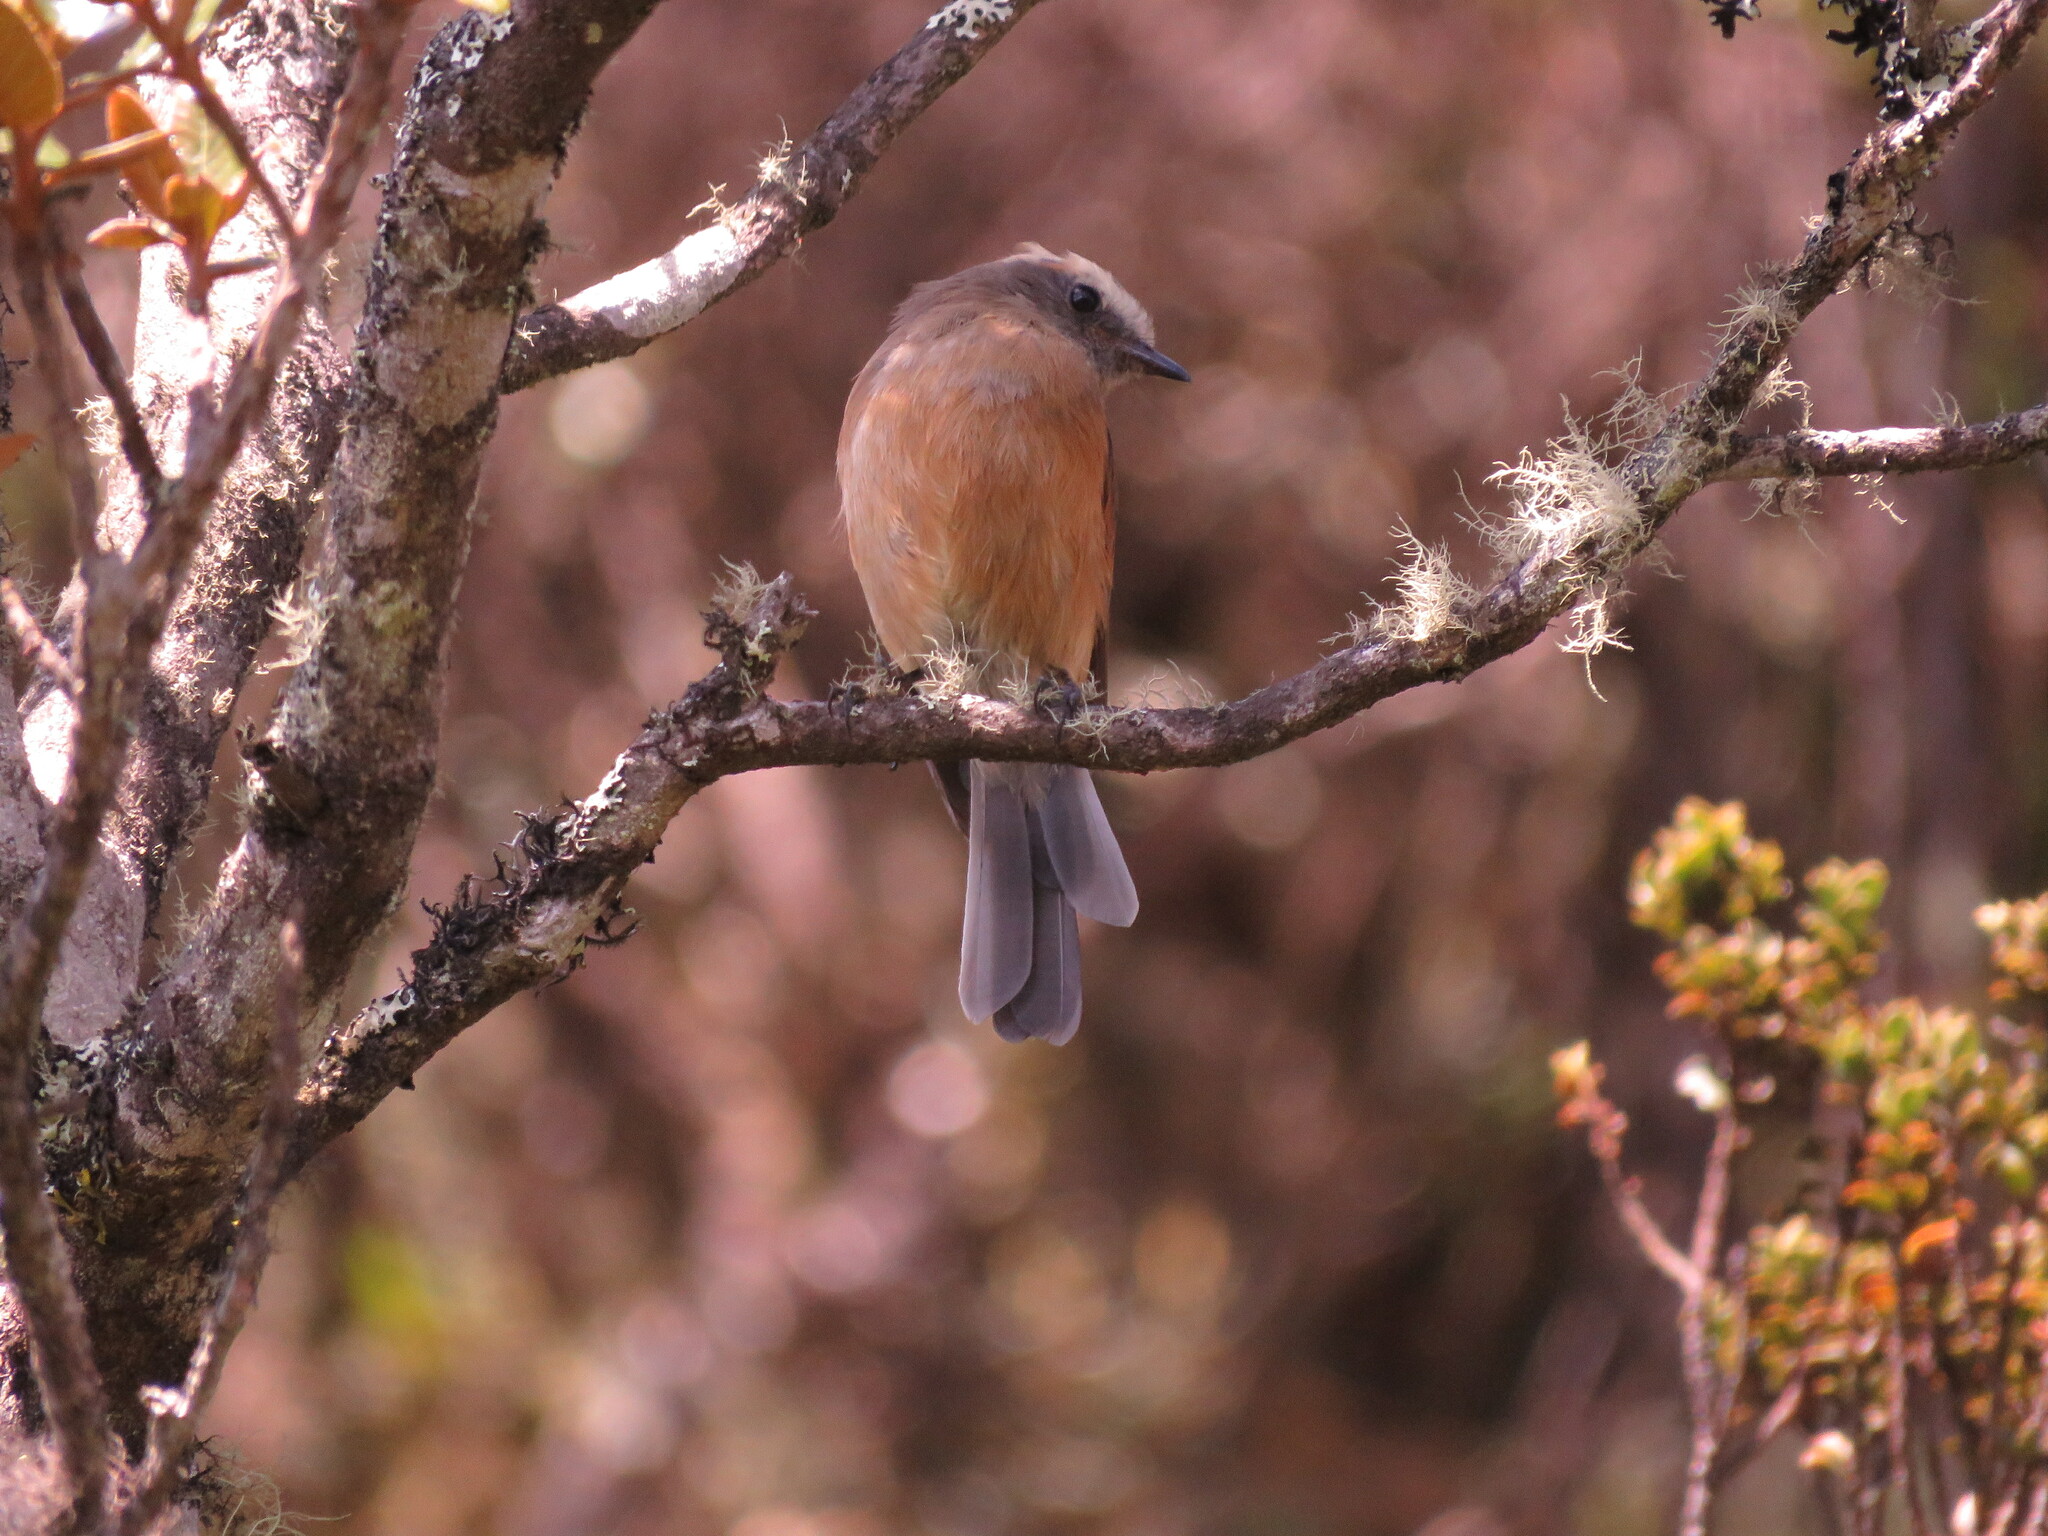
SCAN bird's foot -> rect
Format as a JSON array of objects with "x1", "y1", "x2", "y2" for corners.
[
  {"x1": 1034, "y1": 669, "x2": 1087, "y2": 725},
  {"x1": 826, "y1": 676, "x2": 867, "y2": 725}
]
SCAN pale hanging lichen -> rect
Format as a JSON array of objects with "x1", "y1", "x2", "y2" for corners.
[
  {"x1": 1480, "y1": 365, "x2": 1664, "y2": 572},
  {"x1": 1368, "y1": 525, "x2": 1477, "y2": 644}
]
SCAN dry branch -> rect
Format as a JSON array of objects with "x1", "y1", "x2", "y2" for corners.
[
  {"x1": 285, "y1": 0, "x2": 2048, "y2": 1169},
  {"x1": 117, "y1": 920, "x2": 303, "y2": 1536},
  {"x1": 47, "y1": 235, "x2": 161, "y2": 514},
  {"x1": 0, "y1": 580, "x2": 78, "y2": 697},
  {"x1": 0, "y1": 0, "x2": 409, "y2": 1459},
  {"x1": 497, "y1": 0, "x2": 1052, "y2": 394},
  {"x1": 1716, "y1": 402, "x2": 2048, "y2": 481}
]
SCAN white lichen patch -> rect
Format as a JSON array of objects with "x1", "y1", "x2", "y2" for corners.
[
  {"x1": 259, "y1": 574, "x2": 330, "y2": 676},
  {"x1": 1484, "y1": 427, "x2": 1640, "y2": 565},
  {"x1": 1480, "y1": 364, "x2": 1666, "y2": 576},
  {"x1": 1753, "y1": 473, "x2": 1820, "y2": 521},
  {"x1": 1366, "y1": 525, "x2": 1477, "y2": 644},
  {"x1": 912, "y1": 637, "x2": 980, "y2": 705},
  {"x1": 1118, "y1": 661, "x2": 1216, "y2": 712},
  {"x1": 1753, "y1": 356, "x2": 1811, "y2": 417},
  {"x1": 756, "y1": 129, "x2": 798, "y2": 192},
  {"x1": 711, "y1": 559, "x2": 772, "y2": 619},
  {"x1": 76, "y1": 396, "x2": 119, "y2": 459},
  {"x1": 926, "y1": 0, "x2": 1013, "y2": 40},
  {"x1": 1714, "y1": 273, "x2": 1797, "y2": 350},
  {"x1": 1852, "y1": 473, "x2": 1905, "y2": 525}
]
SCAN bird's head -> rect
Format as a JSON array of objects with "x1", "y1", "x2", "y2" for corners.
[{"x1": 995, "y1": 243, "x2": 1191, "y2": 387}]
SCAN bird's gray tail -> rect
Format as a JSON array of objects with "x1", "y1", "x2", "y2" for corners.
[{"x1": 955, "y1": 760, "x2": 1138, "y2": 1044}]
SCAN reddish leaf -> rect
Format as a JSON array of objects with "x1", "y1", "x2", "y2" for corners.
[
  {"x1": 106, "y1": 86, "x2": 178, "y2": 221},
  {"x1": 0, "y1": 1, "x2": 62, "y2": 136},
  {"x1": 86, "y1": 216, "x2": 169, "y2": 249},
  {"x1": 45, "y1": 126, "x2": 172, "y2": 186}
]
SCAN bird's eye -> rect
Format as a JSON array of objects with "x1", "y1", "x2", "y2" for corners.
[{"x1": 1068, "y1": 283, "x2": 1101, "y2": 314}]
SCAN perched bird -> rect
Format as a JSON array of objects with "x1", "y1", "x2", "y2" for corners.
[{"x1": 839, "y1": 244, "x2": 1190, "y2": 1044}]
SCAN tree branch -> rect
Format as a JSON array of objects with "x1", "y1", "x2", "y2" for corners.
[
  {"x1": 1715, "y1": 402, "x2": 2048, "y2": 482},
  {"x1": 0, "y1": 579, "x2": 78, "y2": 697},
  {"x1": 0, "y1": 228, "x2": 120, "y2": 1536},
  {"x1": 117, "y1": 919, "x2": 302, "y2": 1536},
  {"x1": 0, "y1": 0, "x2": 407, "y2": 1445},
  {"x1": 280, "y1": 0, "x2": 2048, "y2": 1169},
  {"x1": 498, "y1": 0, "x2": 1051, "y2": 394},
  {"x1": 100, "y1": 0, "x2": 682, "y2": 1399},
  {"x1": 17, "y1": 0, "x2": 376, "y2": 1048},
  {"x1": 1677, "y1": 1110, "x2": 1741, "y2": 1536},
  {"x1": 47, "y1": 232, "x2": 162, "y2": 514}
]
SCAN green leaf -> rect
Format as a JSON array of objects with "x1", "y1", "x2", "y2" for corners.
[{"x1": 170, "y1": 92, "x2": 241, "y2": 194}]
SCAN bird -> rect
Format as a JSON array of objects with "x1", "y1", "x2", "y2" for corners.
[{"x1": 838, "y1": 244, "x2": 1190, "y2": 1045}]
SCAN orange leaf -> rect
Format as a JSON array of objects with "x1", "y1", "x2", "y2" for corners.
[
  {"x1": 163, "y1": 171, "x2": 227, "y2": 244},
  {"x1": 7, "y1": 0, "x2": 68, "y2": 64},
  {"x1": 0, "y1": 1, "x2": 62, "y2": 136},
  {"x1": 44, "y1": 126, "x2": 173, "y2": 186},
  {"x1": 106, "y1": 87, "x2": 178, "y2": 220},
  {"x1": 0, "y1": 432, "x2": 35, "y2": 475},
  {"x1": 1901, "y1": 1217, "x2": 1961, "y2": 1267},
  {"x1": 85, "y1": 216, "x2": 170, "y2": 249}
]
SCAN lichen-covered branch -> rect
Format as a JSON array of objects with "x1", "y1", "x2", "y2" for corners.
[
  {"x1": 497, "y1": 0, "x2": 1051, "y2": 394},
  {"x1": 117, "y1": 921, "x2": 302, "y2": 1536},
  {"x1": 287, "y1": 0, "x2": 2048, "y2": 1170},
  {"x1": 1716, "y1": 402, "x2": 2048, "y2": 481},
  {"x1": 18, "y1": 0, "x2": 362, "y2": 1048},
  {"x1": 0, "y1": 0, "x2": 408, "y2": 1445},
  {"x1": 90, "y1": 0, "x2": 678, "y2": 1415}
]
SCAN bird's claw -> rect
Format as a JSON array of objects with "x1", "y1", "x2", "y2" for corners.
[{"x1": 1034, "y1": 670, "x2": 1087, "y2": 726}]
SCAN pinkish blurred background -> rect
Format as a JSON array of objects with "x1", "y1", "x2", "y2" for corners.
[{"x1": 12, "y1": 0, "x2": 2048, "y2": 1530}]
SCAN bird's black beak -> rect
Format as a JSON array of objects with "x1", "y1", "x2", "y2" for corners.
[{"x1": 1122, "y1": 341, "x2": 1191, "y2": 382}]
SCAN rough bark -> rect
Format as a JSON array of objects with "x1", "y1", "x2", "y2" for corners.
[
  {"x1": 55, "y1": 0, "x2": 671, "y2": 1427},
  {"x1": 18, "y1": 0, "x2": 355, "y2": 1048},
  {"x1": 1716, "y1": 401, "x2": 2048, "y2": 481}
]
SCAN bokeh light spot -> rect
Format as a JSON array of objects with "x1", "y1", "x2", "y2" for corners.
[
  {"x1": 886, "y1": 1039, "x2": 991, "y2": 1139},
  {"x1": 548, "y1": 362, "x2": 653, "y2": 468}
]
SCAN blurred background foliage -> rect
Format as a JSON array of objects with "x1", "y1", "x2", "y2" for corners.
[{"x1": 6, "y1": 0, "x2": 2048, "y2": 1531}]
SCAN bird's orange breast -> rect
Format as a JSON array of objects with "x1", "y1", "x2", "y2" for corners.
[{"x1": 840, "y1": 306, "x2": 1112, "y2": 683}]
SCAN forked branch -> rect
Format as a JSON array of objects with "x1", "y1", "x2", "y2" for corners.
[
  {"x1": 498, "y1": 0, "x2": 1053, "y2": 393},
  {"x1": 291, "y1": 0, "x2": 2048, "y2": 1175}
]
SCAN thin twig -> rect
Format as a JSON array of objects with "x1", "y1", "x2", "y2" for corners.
[
  {"x1": 1887, "y1": 1299, "x2": 1928, "y2": 1536},
  {"x1": 1716, "y1": 404, "x2": 2048, "y2": 483},
  {"x1": 1985, "y1": 1226, "x2": 2028, "y2": 1502},
  {"x1": 499, "y1": 0, "x2": 1053, "y2": 393},
  {"x1": 2021, "y1": 1475, "x2": 2048, "y2": 1536},
  {"x1": 1599, "y1": 1157, "x2": 1703, "y2": 1293},
  {"x1": 0, "y1": 220, "x2": 116, "y2": 1536},
  {"x1": 46, "y1": 211, "x2": 164, "y2": 513},
  {"x1": 1676, "y1": 1109, "x2": 1741, "y2": 1536},
  {"x1": 0, "y1": 577, "x2": 79, "y2": 695},
  {"x1": 1757, "y1": 1374, "x2": 1805, "y2": 1444},
  {"x1": 116, "y1": 918, "x2": 303, "y2": 1536},
  {"x1": 147, "y1": 0, "x2": 408, "y2": 549},
  {"x1": 5, "y1": 221, "x2": 105, "y2": 569}
]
